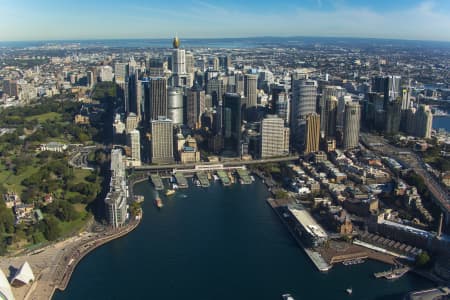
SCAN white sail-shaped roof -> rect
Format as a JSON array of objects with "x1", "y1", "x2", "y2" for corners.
[
  {"x1": 11, "y1": 262, "x2": 34, "y2": 286},
  {"x1": 0, "y1": 268, "x2": 15, "y2": 300}
]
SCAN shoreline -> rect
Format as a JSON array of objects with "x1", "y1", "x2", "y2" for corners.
[{"x1": 55, "y1": 215, "x2": 142, "y2": 294}]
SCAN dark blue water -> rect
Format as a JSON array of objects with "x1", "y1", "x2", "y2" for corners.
[
  {"x1": 433, "y1": 116, "x2": 450, "y2": 131},
  {"x1": 53, "y1": 180, "x2": 434, "y2": 300}
]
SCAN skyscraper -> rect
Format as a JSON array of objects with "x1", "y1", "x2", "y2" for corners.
[
  {"x1": 372, "y1": 75, "x2": 401, "y2": 104},
  {"x1": 167, "y1": 87, "x2": 184, "y2": 125},
  {"x1": 414, "y1": 105, "x2": 433, "y2": 139},
  {"x1": 187, "y1": 85, "x2": 205, "y2": 129},
  {"x1": 260, "y1": 115, "x2": 289, "y2": 158},
  {"x1": 291, "y1": 74, "x2": 317, "y2": 149},
  {"x1": 304, "y1": 113, "x2": 321, "y2": 154},
  {"x1": 324, "y1": 96, "x2": 338, "y2": 139},
  {"x1": 151, "y1": 117, "x2": 174, "y2": 164},
  {"x1": 105, "y1": 149, "x2": 127, "y2": 228},
  {"x1": 223, "y1": 93, "x2": 242, "y2": 156},
  {"x1": 343, "y1": 102, "x2": 361, "y2": 150},
  {"x1": 114, "y1": 62, "x2": 128, "y2": 85},
  {"x1": 127, "y1": 129, "x2": 141, "y2": 165},
  {"x1": 320, "y1": 86, "x2": 345, "y2": 135},
  {"x1": 149, "y1": 77, "x2": 168, "y2": 121},
  {"x1": 244, "y1": 74, "x2": 257, "y2": 108}
]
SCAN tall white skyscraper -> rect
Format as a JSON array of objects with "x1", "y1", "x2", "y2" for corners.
[
  {"x1": 244, "y1": 74, "x2": 257, "y2": 107},
  {"x1": 343, "y1": 102, "x2": 361, "y2": 150},
  {"x1": 128, "y1": 129, "x2": 141, "y2": 165},
  {"x1": 291, "y1": 73, "x2": 317, "y2": 149},
  {"x1": 260, "y1": 115, "x2": 289, "y2": 158},
  {"x1": 151, "y1": 117, "x2": 174, "y2": 164}
]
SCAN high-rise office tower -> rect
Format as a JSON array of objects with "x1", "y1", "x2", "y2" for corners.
[
  {"x1": 148, "y1": 57, "x2": 164, "y2": 77},
  {"x1": 149, "y1": 77, "x2": 168, "y2": 121},
  {"x1": 209, "y1": 56, "x2": 220, "y2": 71},
  {"x1": 185, "y1": 52, "x2": 195, "y2": 74},
  {"x1": 291, "y1": 74, "x2": 317, "y2": 149},
  {"x1": 385, "y1": 99, "x2": 402, "y2": 134},
  {"x1": 127, "y1": 129, "x2": 141, "y2": 164},
  {"x1": 206, "y1": 78, "x2": 224, "y2": 107},
  {"x1": 167, "y1": 87, "x2": 184, "y2": 125},
  {"x1": 223, "y1": 93, "x2": 242, "y2": 156},
  {"x1": 235, "y1": 73, "x2": 244, "y2": 95},
  {"x1": 320, "y1": 86, "x2": 345, "y2": 135},
  {"x1": 187, "y1": 85, "x2": 205, "y2": 129},
  {"x1": 151, "y1": 117, "x2": 174, "y2": 164},
  {"x1": 343, "y1": 102, "x2": 361, "y2": 150},
  {"x1": 372, "y1": 75, "x2": 401, "y2": 104},
  {"x1": 401, "y1": 87, "x2": 412, "y2": 110},
  {"x1": 99, "y1": 66, "x2": 114, "y2": 82},
  {"x1": 172, "y1": 36, "x2": 186, "y2": 74},
  {"x1": 244, "y1": 74, "x2": 257, "y2": 108},
  {"x1": 86, "y1": 70, "x2": 95, "y2": 88},
  {"x1": 304, "y1": 113, "x2": 321, "y2": 154},
  {"x1": 126, "y1": 113, "x2": 139, "y2": 133},
  {"x1": 414, "y1": 105, "x2": 433, "y2": 139},
  {"x1": 114, "y1": 62, "x2": 128, "y2": 84},
  {"x1": 336, "y1": 95, "x2": 351, "y2": 132},
  {"x1": 275, "y1": 91, "x2": 290, "y2": 125},
  {"x1": 324, "y1": 96, "x2": 338, "y2": 139},
  {"x1": 219, "y1": 55, "x2": 231, "y2": 71},
  {"x1": 271, "y1": 84, "x2": 286, "y2": 113},
  {"x1": 260, "y1": 115, "x2": 289, "y2": 158}
]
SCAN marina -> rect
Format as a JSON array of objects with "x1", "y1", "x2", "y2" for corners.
[{"x1": 150, "y1": 174, "x2": 165, "y2": 190}]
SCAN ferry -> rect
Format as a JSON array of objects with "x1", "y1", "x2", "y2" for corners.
[
  {"x1": 342, "y1": 258, "x2": 365, "y2": 266},
  {"x1": 282, "y1": 294, "x2": 294, "y2": 300},
  {"x1": 155, "y1": 197, "x2": 163, "y2": 208},
  {"x1": 165, "y1": 189, "x2": 176, "y2": 196}
]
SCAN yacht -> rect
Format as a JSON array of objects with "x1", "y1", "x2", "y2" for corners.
[
  {"x1": 282, "y1": 294, "x2": 294, "y2": 300},
  {"x1": 346, "y1": 287, "x2": 353, "y2": 295}
]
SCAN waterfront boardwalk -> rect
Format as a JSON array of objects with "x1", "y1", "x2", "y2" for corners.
[
  {"x1": 216, "y1": 170, "x2": 231, "y2": 186},
  {"x1": 237, "y1": 169, "x2": 252, "y2": 184},
  {"x1": 196, "y1": 172, "x2": 210, "y2": 187},
  {"x1": 150, "y1": 174, "x2": 164, "y2": 190},
  {"x1": 174, "y1": 173, "x2": 189, "y2": 188}
]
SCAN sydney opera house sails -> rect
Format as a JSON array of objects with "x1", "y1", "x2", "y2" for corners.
[
  {"x1": 0, "y1": 268, "x2": 15, "y2": 300},
  {"x1": 11, "y1": 262, "x2": 35, "y2": 286}
]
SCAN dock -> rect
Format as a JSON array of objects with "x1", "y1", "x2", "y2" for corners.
[
  {"x1": 174, "y1": 173, "x2": 189, "y2": 188},
  {"x1": 236, "y1": 169, "x2": 252, "y2": 184},
  {"x1": 216, "y1": 170, "x2": 231, "y2": 186},
  {"x1": 374, "y1": 267, "x2": 410, "y2": 279},
  {"x1": 267, "y1": 198, "x2": 332, "y2": 272},
  {"x1": 150, "y1": 174, "x2": 164, "y2": 190},
  {"x1": 196, "y1": 172, "x2": 210, "y2": 187}
]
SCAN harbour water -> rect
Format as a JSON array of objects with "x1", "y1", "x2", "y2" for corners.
[
  {"x1": 433, "y1": 115, "x2": 450, "y2": 132},
  {"x1": 53, "y1": 179, "x2": 435, "y2": 300}
]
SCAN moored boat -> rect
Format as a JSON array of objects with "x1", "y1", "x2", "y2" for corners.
[
  {"x1": 155, "y1": 197, "x2": 163, "y2": 208},
  {"x1": 165, "y1": 189, "x2": 176, "y2": 196},
  {"x1": 282, "y1": 294, "x2": 294, "y2": 300}
]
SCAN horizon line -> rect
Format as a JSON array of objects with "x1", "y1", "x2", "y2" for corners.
[{"x1": 1, "y1": 34, "x2": 450, "y2": 45}]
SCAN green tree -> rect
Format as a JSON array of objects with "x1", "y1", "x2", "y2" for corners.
[
  {"x1": 42, "y1": 215, "x2": 61, "y2": 241},
  {"x1": 415, "y1": 251, "x2": 431, "y2": 268}
]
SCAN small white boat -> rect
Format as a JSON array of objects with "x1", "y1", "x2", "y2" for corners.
[
  {"x1": 346, "y1": 287, "x2": 353, "y2": 295},
  {"x1": 282, "y1": 294, "x2": 294, "y2": 300},
  {"x1": 213, "y1": 174, "x2": 219, "y2": 181}
]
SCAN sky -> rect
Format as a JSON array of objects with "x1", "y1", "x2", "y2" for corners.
[{"x1": 1, "y1": 0, "x2": 450, "y2": 41}]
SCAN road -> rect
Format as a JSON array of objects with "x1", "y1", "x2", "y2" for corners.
[{"x1": 361, "y1": 133, "x2": 450, "y2": 219}]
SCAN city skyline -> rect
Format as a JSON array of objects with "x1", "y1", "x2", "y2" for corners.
[{"x1": 2, "y1": 0, "x2": 450, "y2": 42}]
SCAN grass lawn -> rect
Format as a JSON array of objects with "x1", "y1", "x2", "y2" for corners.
[
  {"x1": 0, "y1": 162, "x2": 39, "y2": 194},
  {"x1": 24, "y1": 112, "x2": 61, "y2": 123},
  {"x1": 72, "y1": 169, "x2": 92, "y2": 184},
  {"x1": 58, "y1": 206, "x2": 92, "y2": 237}
]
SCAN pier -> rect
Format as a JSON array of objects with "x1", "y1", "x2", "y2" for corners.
[
  {"x1": 216, "y1": 170, "x2": 231, "y2": 186},
  {"x1": 196, "y1": 172, "x2": 210, "y2": 187},
  {"x1": 237, "y1": 169, "x2": 252, "y2": 184},
  {"x1": 150, "y1": 174, "x2": 164, "y2": 190},
  {"x1": 174, "y1": 173, "x2": 189, "y2": 188}
]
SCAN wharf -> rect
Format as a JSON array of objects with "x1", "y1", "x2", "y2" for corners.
[
  {"x1": 267, "y1": 198, "x2": 332, "y2": 272},
  {"x1": 196, "y1": 172, "x2": 210, "y2": 187},
  {"x1": 216, "y1": 170, "x2": 231, "y2": 186},
  {"x1": 174, "y1": 173, "x2": 189, "y2": 188},
  {"x1": 150, "y1": 174, "x2": 164, "y2": 190},
  {"x1": 237, "y1": 169, "x2": 252, "y2": 184}
]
